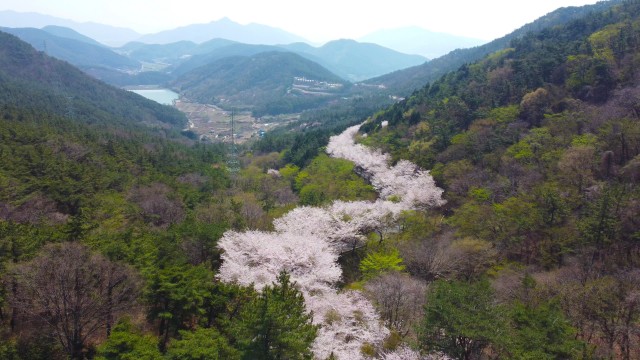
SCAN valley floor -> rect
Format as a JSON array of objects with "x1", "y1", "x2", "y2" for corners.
[{"x1": 174, "y1": 100, "x2": 295, "y2": 143}]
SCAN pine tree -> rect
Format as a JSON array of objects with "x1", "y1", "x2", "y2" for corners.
[
  {"x1": 234, "y1": 271, "x2": 318, "y2": 360},
  {"x1": 96, "y1": 318, "x2": 162, "y2": 360}
]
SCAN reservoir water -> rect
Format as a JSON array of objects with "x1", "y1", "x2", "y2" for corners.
[{"x1": 128, "y1": 88, "x2": 179, "y2": 105}]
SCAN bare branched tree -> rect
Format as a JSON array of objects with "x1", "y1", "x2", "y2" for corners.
[
  {"x1": 9, "y1": 242, "x2": 140, "y2": 360},
  {"x1": 400, "y1": 232, "x2": 496, "y2": 282},
  {"x1": 364, "y1": 272, "x2": 428, "y2": 337},
  {"x1": 128, "y1": 183, "x2": 185, "y2": 228}
]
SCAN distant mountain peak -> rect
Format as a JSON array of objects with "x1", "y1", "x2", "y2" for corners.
[
  {"x1": 0, "y1": 10, "x2": 140, "y2": 46},
  {"x1": 216, "y1": 17, "x2": 235, "y2": 24},
  {"x1": 279, "y1": 39, "x2": 426, "y2": 81},
  {"x1": 359, "y1": 26, "x2": 486, "y2": 58}
]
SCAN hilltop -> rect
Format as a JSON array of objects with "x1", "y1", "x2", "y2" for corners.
[{"x1": 172, "y1": 51, "x2": 348, "y2": 116}]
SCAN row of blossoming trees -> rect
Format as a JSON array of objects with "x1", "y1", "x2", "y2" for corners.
[{"x1": 218, "y1": 124, "x2": 446, "y2": 359}]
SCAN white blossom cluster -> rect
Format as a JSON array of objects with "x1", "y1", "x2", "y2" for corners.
[
  {"x1": 311, "y1": 290, "x2": 389, "y2": 359},
  {"x1": 326, "y1": 124, "x2": 445, "y2": 209},
  {"x1": 266, "y1": 168, "x2": 281, "y2": 177},
  {"x1": 217, "y1": 231, "x2": 341, "y2": 292},
  {"x1": 272, "y1": 200, "x2": 404, "y2": 253},
  {"x1": 382, "y1": 347, "x2": 448, "y2": 360},
  {"x1": 218, "y1": 228, "x2": 391, "y2": 358},
  {"x1": 218, "y1": 124, "x2": 446, "y2": 359}
]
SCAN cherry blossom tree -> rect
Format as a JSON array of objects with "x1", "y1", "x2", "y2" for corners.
[
  {"x1": 218, "y1": 230, "x2": 341, "y2": 293},
  {"x1": 310, "y1": 290, "x2": 389, "y2": 360},
  {"x1": 218, "y1": 123, "x2": 446, "y2": 359},
  {"x1": 326, "y1": 124, "x2": 445, "y2": 209},
  {"x1": 273, "y1": 201, "x2": 403, "y2": 253},
  {"x1": 218, "y1": 230, "x2": 390, "y2": 359}
]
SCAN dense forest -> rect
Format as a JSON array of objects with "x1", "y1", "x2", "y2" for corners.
[
  {"x1": 358, "y1": 1, "x2": 640, "y2": 358},
  {"x1": 1, "y1": 0, "x2": 640, "y2": 359}
]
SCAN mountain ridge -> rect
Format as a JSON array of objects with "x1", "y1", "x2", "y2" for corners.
[
  {"x1": 1, "y1": 27, "x2": 140, "y2": 70},
  {"x1": 41, "y1": 25, "x2": 106, "y2": 47},
  {"x1": 0, "y1": 30, "x2": 185, "y2": 128},
  {"x1": 280, "y1": 39, "x2": 427, "y2": 81},
  {"x1": 136, "y1": 17, "x2": 307, "y2": 45},
  {"x1": 171, "y1": 39, "x2": 426, "y2": 82}
]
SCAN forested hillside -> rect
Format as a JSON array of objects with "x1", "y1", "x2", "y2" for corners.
[
  {"x1": 0, "y1": 31, "x2": 184, "y2": 128},
  {"x1": 367, "y1": 0, "x2": 625, "y2": 94},
  {"x1": 0, "y1": 29, "x2": 356, "y2": 360},
  {"x1": 355, "y1": 1, "x2": 640, "y2": 358},
  {"x1": 2, "y1": 1, "x2": 640, "y2": 360},
  {"x1": 1, "y1": 27, "x2": 140, "y2": 71}
]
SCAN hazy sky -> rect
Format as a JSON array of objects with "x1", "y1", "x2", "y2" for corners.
[{"x1": 1, "y1": 0, "x2": 603, "y2": 42}]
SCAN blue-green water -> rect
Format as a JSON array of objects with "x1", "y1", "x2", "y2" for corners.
[{"x1": 129, "y1": 88, "x2": 179, "y2": 105}]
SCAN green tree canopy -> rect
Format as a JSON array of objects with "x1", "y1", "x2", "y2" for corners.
[
  {"x1": 233, "y1": 271, "x2": 318, "y2": 360},
  {"x1": 96, "y1": 318, "x2": 162, "y2": 360},
  {"x1": 166, "y1": 327, "x2": 240, "y2": 360},
  {"x1": 419, "y1": 279, "x2": 506, "y2": 360}
]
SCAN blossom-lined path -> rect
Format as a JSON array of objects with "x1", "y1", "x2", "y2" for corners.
[{"x1": 218, "y1": 124, "x2": 445, "y2": 359}]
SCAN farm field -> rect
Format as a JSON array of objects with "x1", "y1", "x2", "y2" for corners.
[{"x1": 174, "y1": 100, "x2": 295, "y2": 143}]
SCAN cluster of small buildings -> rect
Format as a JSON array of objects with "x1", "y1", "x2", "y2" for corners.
[{"x1": 293, "y1": 76, "x2": 343, "y2": 90}]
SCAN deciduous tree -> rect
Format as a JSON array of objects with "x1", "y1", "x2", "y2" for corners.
[
  {"x1": 364, "y1": 272, "x2": 427, "y2": 337},
  {"x1": 10, "y1": 242, "x2": 140, "y2": 360}
]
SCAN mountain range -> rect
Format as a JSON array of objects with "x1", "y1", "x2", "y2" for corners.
[
  {"x1": 2, "y1": 4, "x2": 622, "y2": 117},
  {"x1": 0, "y1": 12, "x2": 309, "y2": 47},
  {"x1": 168, "y1": 39, "x2": 427, "y2": 82},
  {"x1": 0, "y1": 10, "x2": 482, "y2": 56},
  {"x1": 0, "y1": 11, "x2": 431, "y2": 85},
  {"x1": 0, "y1": 23, "x2": 428, "y2": 87}
]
